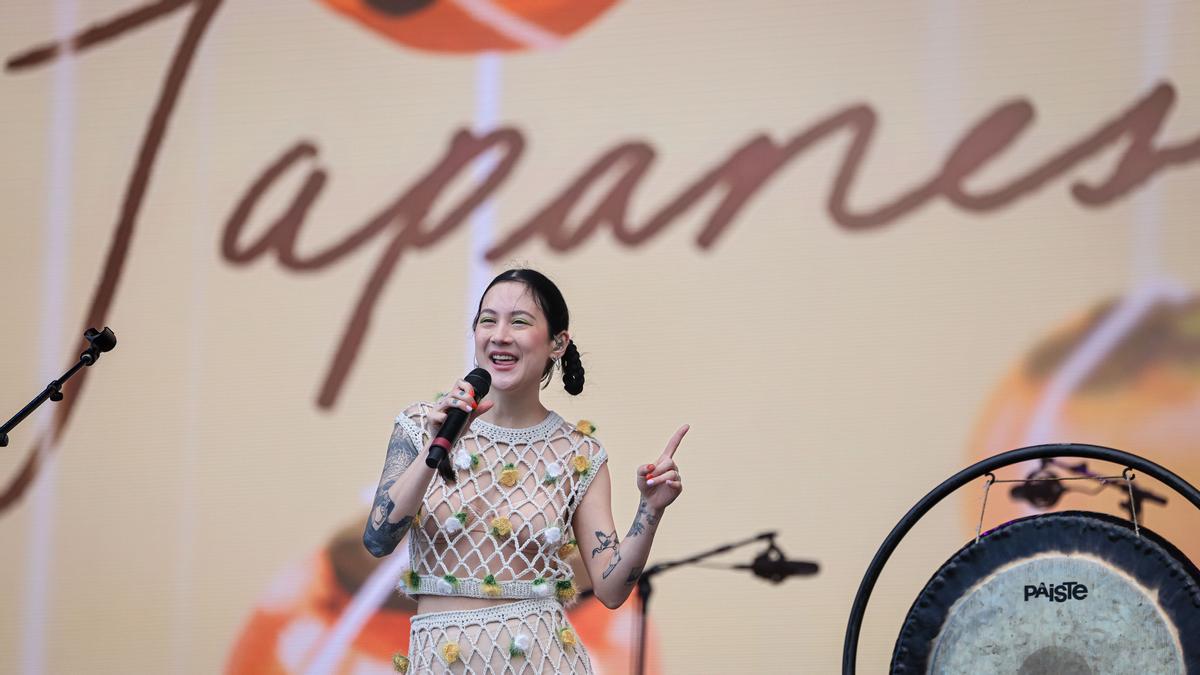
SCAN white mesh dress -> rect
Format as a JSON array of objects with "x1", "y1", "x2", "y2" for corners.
[{"x1": 395, "y1": 402, "x2": 605, "y2": 674}]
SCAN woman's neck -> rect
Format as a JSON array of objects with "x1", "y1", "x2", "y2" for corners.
[{"x1": 479, "y1": 385, "x2": 549, "y2": 428}]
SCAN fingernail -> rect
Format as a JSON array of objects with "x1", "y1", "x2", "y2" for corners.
[
  {"x1": 647, "y1": 478, "x2": 655, "y2": 485},
  {"x1": 647, "y1": 464, "x2": 655, "y2": 471}
]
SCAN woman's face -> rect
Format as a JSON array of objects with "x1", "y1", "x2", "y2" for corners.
[{"x1": 474, "y1": 281, "x2": 562, "y2": 393}]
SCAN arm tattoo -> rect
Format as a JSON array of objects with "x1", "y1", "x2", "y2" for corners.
[
  {"x1": 591, "y1": 530, "x2": 619, "y2": 558},
  {"x1": 363, "y1": 425, "x2": 421, "y2": 557},
  {"x1": 369, "y1": 479, "x2": 398, "y2": 530},
  {"x1": 602, "y1": 547, "x2": 623, "y2": 580},
  {"x1": 625, "y1": 565, "x2": 643, "y2": 585},
  {"x1": 627, "y1": 498, "x2": 659, "y2": 537}
]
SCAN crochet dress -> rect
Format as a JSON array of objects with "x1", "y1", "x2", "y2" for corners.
[{"x1": 393, "y1": 402, "x2": 606, "y2": 674}]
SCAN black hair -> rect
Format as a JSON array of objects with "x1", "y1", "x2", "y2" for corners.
[{"x1": 474, "y1": 268, "x2": 585, "y2": 395}]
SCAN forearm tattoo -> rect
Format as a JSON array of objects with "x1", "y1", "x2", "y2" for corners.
[
  {"x1": 625, "y1": 565, "x2": 643, "y2": 586},
  {"x1": 602, "y1": 500, "x2": 659, "y2": 583},
  {"x1": 627, "y1": 498, "x2": 659, "y2": 537},
  {"x1": 592, "y1": 530, "x2": 625, "y2": 580},
  {"x1": 602, "y1": 547, "x2": 623, "y2": 580},
  {"x1": 363, "y1": 425, "x2": 420, "y2": 557},
  {"x1": 591, "y1": 530, "x2": 619, "y2": 558}
]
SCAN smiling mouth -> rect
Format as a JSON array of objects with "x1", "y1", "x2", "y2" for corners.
[{"x1": 490, "y1": 353, "x2": 518, "y2": 368}]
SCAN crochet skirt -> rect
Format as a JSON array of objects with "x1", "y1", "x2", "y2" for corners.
[{"x1": 406, "y1": 598, "x2": 595, "y2": 674}]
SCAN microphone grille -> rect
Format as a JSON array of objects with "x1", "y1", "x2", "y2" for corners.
[{"x1": 466, "y1": 367, "x2": 492, "y2": 398}]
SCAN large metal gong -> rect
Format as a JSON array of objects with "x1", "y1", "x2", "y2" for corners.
[{"x1": 891, "y1": 511, "x2": 1200, "y2": 674}]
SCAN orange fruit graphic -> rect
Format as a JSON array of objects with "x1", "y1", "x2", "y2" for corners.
[
  {"x1": 965, "y1": 294, "x2": 1200, "y2": 565},
  {"x1": 319, "y1": 0, "x2": 620, "y2": 53}
]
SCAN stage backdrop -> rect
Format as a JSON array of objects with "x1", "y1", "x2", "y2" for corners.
[{"x1": 2, "y1": 1, "x2": 1199, "y2": 673}]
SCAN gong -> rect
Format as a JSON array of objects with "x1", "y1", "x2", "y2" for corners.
[{"x1": 891, "y1": 511, "x2": 1200, "y2": 674}]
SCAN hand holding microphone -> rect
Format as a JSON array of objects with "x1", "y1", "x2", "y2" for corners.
[{"x1": 426, "y1": 368, "x2": 492, "y2": 480}]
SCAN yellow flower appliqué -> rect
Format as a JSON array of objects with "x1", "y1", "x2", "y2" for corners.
[
  {"x1": 575, "y1": 420, "x2": 596, "y2": 436},
  {"x1": 557, "y1": 627, "x2": 577, "y2": 649},
  {"x1": 439, "y1": 642, "x2": 461, "y2": 664},
  {"x1": 392, "y1": 653, "x2": 410, "y2": 673},
  {"x1": 571, "y1": 455, "x2": 590, "y2": 475},
  {"x1": 491, "y1": 516, "x2": 513, "y2": 538},
  {"x1": 557, "y1": 539, "x2": 578, "y2": 557},
  {"x1": 555, "y1": 579, "x2": 577, "y2": 602},
  {"x1": 403, "y1": 570, "x2": 420, "y2": 591},
  {"x1": 482, "y1": 574, "x2": 502, "y2": 597},
  {"x1": 498, "y1": 463, "x2": 520, "y2": 488}
]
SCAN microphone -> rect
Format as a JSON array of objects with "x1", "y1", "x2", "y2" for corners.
[
  {"x1": 734, "y1": 541, "x2": 819, "y2": 583},
  {"x1": 425, "y1": 368, "x2": 491, "y2": 470}
]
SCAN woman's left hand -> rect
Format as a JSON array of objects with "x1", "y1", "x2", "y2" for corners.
[{"x1": 636, "y1": 424, "x2": 689, "y2": 511}]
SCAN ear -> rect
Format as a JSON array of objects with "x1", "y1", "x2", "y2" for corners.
[{"x1": 552, "y1": 331, "x2": 570, "y2": 358}]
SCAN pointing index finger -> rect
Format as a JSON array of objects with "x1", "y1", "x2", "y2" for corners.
[{"x1": 661, "y1": 424, "x2": 690, "y2": 460}]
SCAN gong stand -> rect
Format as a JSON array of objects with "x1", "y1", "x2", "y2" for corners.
[
  {"x1": 0, "y1": 327, "x2": 116, "y2": 448},
  {"x1": 842, "y1": 443, "x2": 1200, "y2": 674}
]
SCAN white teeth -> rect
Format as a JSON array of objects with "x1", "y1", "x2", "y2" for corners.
[{"x1": 491, "y1": 355, "x2": 516, "y2": 363}]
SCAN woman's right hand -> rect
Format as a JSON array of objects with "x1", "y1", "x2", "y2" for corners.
[{"x1": 427, "y1": 378, "x2": 494, "y2": 436}]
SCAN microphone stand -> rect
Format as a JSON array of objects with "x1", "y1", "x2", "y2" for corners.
[
  {"x1": 0, "y1": 327, "x2": 116, "y2": 448},
  {"x1": 631, "y1": 531, "x2": 779, "y2": 675}
]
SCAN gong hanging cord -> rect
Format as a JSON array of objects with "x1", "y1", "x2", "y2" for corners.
[{"x1": 974, "y1": 469, "x2": 1141, "y2": 544}]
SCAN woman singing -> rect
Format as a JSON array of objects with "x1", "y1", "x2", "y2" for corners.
[{"x1": 363, "y1": 268, "x2": 688, "y2": 673}]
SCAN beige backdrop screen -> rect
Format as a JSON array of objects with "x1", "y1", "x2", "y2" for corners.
[{"x1": 2, "y1": 1, "x2": 1199, "y2": 673}]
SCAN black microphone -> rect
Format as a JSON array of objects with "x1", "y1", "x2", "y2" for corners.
[
  {"x1": 734, "y1": 542, "x2": 819, "y2": 583},
  {"x1": 425, "y1": 368, "x2": 491, "y2": 469}
]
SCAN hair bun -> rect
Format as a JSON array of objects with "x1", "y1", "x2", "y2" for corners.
[{"x1": 561, "y1": 341, "x2": 585, "y2": 395}]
